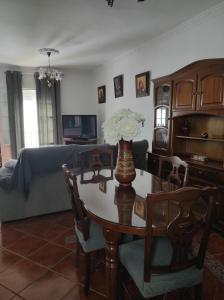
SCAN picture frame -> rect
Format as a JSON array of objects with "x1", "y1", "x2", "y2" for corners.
[
  {"x1": 113, "y1": 75, "x2": 123, "y2": 98},
  {"x1": 135, "y1": 71, "x2": 150, "y2": 98},
  {"x1": 134, "y1": 195, "x2": 146, "y2": 220},
  {"x1": 98, "y1": 85, "x2": 106, "y2": 103},
  {"x1": 99, "y1": 181, "x2": 107, "y2": 193}
]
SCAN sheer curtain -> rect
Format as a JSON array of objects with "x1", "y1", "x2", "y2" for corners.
[
  {"x1": 6, "y1": 70, "x2": 24, "y2": 158},
  {"x1": 34, "y1": 73, "x2": 62, "y2": 145}
]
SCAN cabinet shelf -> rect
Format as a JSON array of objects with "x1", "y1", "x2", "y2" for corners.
[{"x1": 176, "y1": 135, "x2": 224, "y2": 143}]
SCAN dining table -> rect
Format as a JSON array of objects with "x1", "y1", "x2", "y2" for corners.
[{"x1": 76, "y1": 168, "x2": 175, "y2": 300}]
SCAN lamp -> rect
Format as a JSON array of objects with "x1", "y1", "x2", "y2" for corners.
[
  {"x1": 106, "y1": 0, "x2": 145, "y2": 7},
  {"x1": 38, "y1": 48, "x2": 63, "y2": 88}
]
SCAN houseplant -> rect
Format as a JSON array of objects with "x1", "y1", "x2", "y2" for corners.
[{"x1": 102, "y1": 109, "x2": 145, "y2": 185}]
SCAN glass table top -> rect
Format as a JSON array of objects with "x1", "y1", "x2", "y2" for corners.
[{"x1": 77, "y1": 169, "x2": 162, "y2": 229}]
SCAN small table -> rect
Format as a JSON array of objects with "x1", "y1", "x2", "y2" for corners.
[{"x1": 77, "y1": 169, "x2": 169, "y2": 300}]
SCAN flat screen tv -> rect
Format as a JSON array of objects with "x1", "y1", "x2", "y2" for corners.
[{"x1": 62, "y1": 115, "x2": 97, "y2": 139}]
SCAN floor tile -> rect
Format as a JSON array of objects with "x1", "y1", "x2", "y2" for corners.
[
  {"x1": 213, "y1": 252, "x2": 224, "y2": 265},
  {"x1": 54, "y1": 211, "x2": 74, "y2": 228},
  {"x1": 0, "y1": 248, "x2": 21, "y2": 273},
  {"x1": 20, "y1": 270, "x2": 75, "y2": 300},
  {"x1": 52, "y1": 228, "x2": 77, "y2": 249},
  {"x1": 6, "y1": 235, "x2": 47, "y2": 257},
  {"x1": 0, "y1": 228, "x2": 28, "y2": 248},
  {"x1": 207, "y1": 233, "x2": 224, "y2": 255},
  {"x1": 62, "y1": 285, "x2": 106, "y2": 300},
  {"x1": 52, "y1": 252, "x2": 81, "y2": 283},
  {"x1": 90, "y1": 265, "x2": 106, "y2": 295},
  {"x1": 13, "y1": 219, "x2": 68, "y2": 241},
  {"x1": 28, "y1": 222, "x2": 68, "y2": 241},
  {"x1": 0, "y1": 258, "x2": 48, "y2": 293},
  {"x1": 214, "y1": 278, "x2": 224, "y2": 300},
  {"x1": 29, "y1": 243, "x2": 71, "y2": 268},
  {"x1": 0, "y1": 284, "x2": 15, "y2": 299},
  {"x1": 203, "y1": 268, "x2": 218, "y2": 300}
]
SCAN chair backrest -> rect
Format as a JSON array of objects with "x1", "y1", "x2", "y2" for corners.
[
  {"x1": 80, "y1": 148, "x2": 114, "y2": 183},
  {"x1": 144, "y1": 186, "x2": 217, "y2": 282},
  {"x1": 62, "y1": 164, "x2": 89, "y2": 240},
  {"x1": 158, "y1": 155, "x2": 189, "y2": 188}
]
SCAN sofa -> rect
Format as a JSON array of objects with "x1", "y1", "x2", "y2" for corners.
[{"x1": 0, "y1": 140, "x2": 148, "y2": 222}]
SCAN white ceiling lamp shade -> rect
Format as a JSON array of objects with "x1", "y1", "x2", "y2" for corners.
[{"x1": 38, "y1": 48, "x2": 63, "y2": 88}]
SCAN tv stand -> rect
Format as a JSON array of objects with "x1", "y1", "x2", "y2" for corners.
[{"x1": 64, "y1": 138, "x2": 97, "y2": 145}]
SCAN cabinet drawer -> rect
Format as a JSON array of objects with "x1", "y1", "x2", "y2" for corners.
[{"x1": 189, "y1": 166, "x2": 218, "y2": 183}]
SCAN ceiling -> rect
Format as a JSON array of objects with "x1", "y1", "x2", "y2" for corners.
[{"x1": 0, "y1": 0, "x2": 223, "y2": 70}]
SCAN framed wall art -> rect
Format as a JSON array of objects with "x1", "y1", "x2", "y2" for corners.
[
  {"x1": 99, "y1": 181, "x2": 107, "y2": 193},
  {"x1": 135, "y1": 71, "x2": 150, "y2": 98},
  {"x1": 98, "y1": 85, "x2": 106, "y2": 103},
  {"x1": 113, "y1": 75, "x2": 123, "y2": 98},
  {"x1": 134, "y1": 195, "x2": 146, "y2": 220}
]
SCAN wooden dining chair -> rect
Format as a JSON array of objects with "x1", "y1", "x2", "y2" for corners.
[
  {"x1": 80, "y1": 147, "x2": 114, "y2": 183},
  {"x1": 119, "y1": 186, "x2": 217, "y2": 299},
  {"x1": 62, "y1": 164, "x2": 106, "y2": 295},
  {"x1": 158, "y1": 156, "x2": 189, "y2": 190}
]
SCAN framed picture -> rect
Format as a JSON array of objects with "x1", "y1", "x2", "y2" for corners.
[
  {"x1": 135, "y1": 71, "x2": 150, "y2": 98},
  {"x1": 98, "y1": 85, "x2": 106, "y2": 103},
  {"x1": 99, "y1": 181, "x2": 107, "y2": 193},
  {"x1": 113, "y1": 75, "x2": 123, "y2": 98},
  {"x1": 134, "y1": 195, "x2": 146, "y2": 220}
]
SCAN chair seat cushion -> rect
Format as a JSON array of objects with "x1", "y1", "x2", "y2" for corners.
[
  {"x1": 75, "y1": 220, "x2": 105, "y2": 253},
  {"x1": 119, "y1": 238, "x2": 203, "y2": 298}
]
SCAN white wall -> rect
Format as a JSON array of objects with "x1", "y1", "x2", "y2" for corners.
[
  {"x1": 93, "y1": 1, "x2": 224, "y2": 147},
  {"x1": 61, "y1": 68, "x2": 96, "y2": 115}
]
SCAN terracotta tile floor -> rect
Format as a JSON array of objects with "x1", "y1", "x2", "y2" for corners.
[{"x1": 0, "y1": 211, "x2": 223, "y2": 300}]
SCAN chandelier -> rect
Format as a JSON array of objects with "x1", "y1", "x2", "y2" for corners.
[
  {"x1": 38, "y1": 48, "x2": 63, "y2": 88},
  {"x1": 106, "y1": 0, "x2": 145, "y2": 7}
]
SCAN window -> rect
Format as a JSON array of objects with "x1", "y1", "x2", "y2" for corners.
[{"x1": 23, "y1": 89, "x2": 39, "y2": 147}]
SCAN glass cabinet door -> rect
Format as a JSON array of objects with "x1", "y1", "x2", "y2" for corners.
[{"x1": 153, "y1": 84, "x2": 171, "y2": 152}]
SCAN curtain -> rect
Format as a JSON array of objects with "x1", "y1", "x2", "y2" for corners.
[
  {"x1": 6, "y1": 71, "x2": 24, "y2": 158},
  {"x1": 34, "y1": 73, "x2": 62, "y2": 145}
]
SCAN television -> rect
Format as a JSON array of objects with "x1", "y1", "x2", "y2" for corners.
[{"x1": 62, "y1": 115, "x2": 97, "y2": 140}]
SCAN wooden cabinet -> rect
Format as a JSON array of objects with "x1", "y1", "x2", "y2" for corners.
[
  {"x1": 173, "y1": 71, "x2": 197, "y2": 111},
  {"x1": 172, "y1": 60, "x2": 224, "y2": 114},
  {"x1": 152, "y1": 58, "x2": 224, "y2": 234},
  {"x1": 197, "y1": 65, "x2": 224, "y2": 111}
]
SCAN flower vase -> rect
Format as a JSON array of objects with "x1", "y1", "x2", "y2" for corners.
[{"x1": 115, "y1": 140, "x2": 136, "y2": 186}]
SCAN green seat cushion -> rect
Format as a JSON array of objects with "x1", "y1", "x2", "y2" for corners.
[
  {"x1": 119, "y1": 238, "x2": 203, "y2": 298},
  {"x1": 75, "y1": 220, "x2": 105, "y2": 253}
]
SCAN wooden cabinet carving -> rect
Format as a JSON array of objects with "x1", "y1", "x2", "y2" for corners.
[{"x1": 152, "y1": 58, "x2": 224, "y2": 234}]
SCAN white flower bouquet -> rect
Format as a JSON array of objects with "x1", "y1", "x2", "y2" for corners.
[{"x1": 102, "y1": 109, "x2": 145, "y2": 144}]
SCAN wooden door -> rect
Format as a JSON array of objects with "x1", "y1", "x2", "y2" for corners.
[
  {"x1": 173, "y1": 72, "x2": 197, "y2": 111},
  {"x1": 197, "y1": 65, "x2": 224, "y2": 111}
]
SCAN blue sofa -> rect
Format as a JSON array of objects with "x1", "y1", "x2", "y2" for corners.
[{"x1": 0, "y1": 140, "x2": 148, "y2": 222}]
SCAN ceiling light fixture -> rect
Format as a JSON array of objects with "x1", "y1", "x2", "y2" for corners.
[
  {"x1": 106, "y1": 0, "x2": 145, "y2": 7},
  {"x1": 38, "y1": 48, "x2": 63, "y2": 88}
]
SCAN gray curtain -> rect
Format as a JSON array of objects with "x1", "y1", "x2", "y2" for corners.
[
  {"x1": 34, "y1": 73, "x2": 62, "y2": 145},
  {"x1": 6, "y1": 71, "x2": 24, "y2": 158}
]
